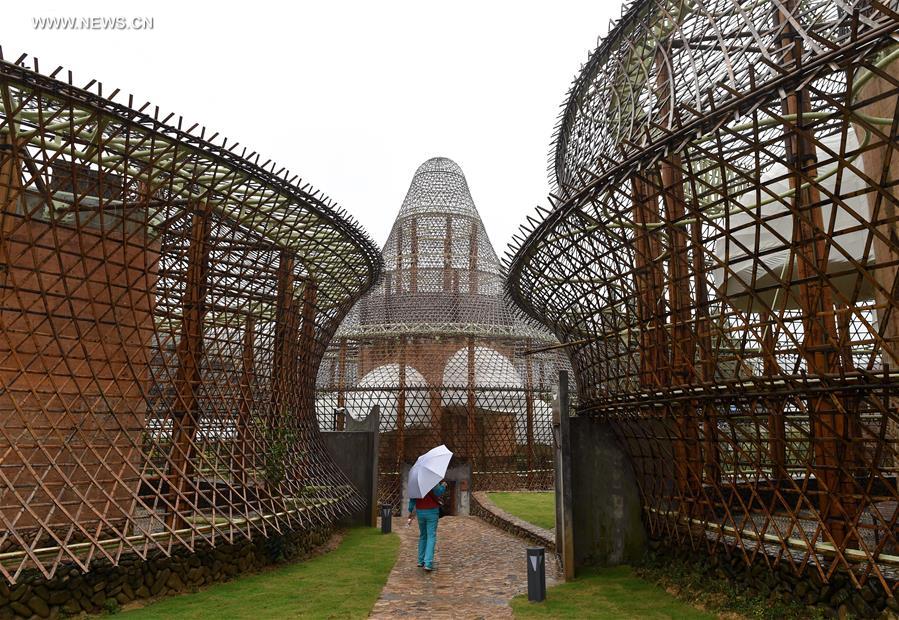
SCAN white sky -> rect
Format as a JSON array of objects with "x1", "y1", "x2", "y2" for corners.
[{"x1": 3, "y1": 0, "x2": 620, "y2": 253}]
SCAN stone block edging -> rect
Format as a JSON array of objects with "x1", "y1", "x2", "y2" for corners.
[
  {"x1": 470, "y1": 491, "x2": 555, "y2": 552},
  {"x1": 0, "y1": 525, "x2": 333, "y2": 619}
]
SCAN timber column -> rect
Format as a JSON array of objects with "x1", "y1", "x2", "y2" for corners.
[
  {"x1": 167, "y1": 202, "x2": 211, "y2": 529},
  {"x1": 776, "y1": 1, "x2": 856, "y2": 546}
]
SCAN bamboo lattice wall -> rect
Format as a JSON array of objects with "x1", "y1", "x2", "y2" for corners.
[
  {"x1": 0, "y1": 54, "x2": 380, "y2": 585},
  {"x1": 507, "y1": 0, "x2": 899, "y2": 590}
]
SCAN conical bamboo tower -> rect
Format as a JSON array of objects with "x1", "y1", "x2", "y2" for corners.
[{"x1": 316, "y1": 157, "x2": 569, "y2": 508}]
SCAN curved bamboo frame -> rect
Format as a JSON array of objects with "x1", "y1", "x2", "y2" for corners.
[
  {"x1": 508, "y1": 0, "x2": 899, "y2": 589},
  {"x1": 0, "y1": 54, "x2": 381, "y2": 585}
]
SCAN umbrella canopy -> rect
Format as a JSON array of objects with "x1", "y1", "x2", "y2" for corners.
[{"x1": 408, "y1": 445, "x2": 453, "y2": 499}]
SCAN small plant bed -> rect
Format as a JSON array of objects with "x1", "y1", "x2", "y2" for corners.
[
  {"x1": 122, "y1": 527, "x2": 399, "y2": 619},
  {"x1": 487, "y1": 491, "x2": 555, "y2": 530},
  {"x1": 510, "y1": 565, "x2": 714, "y2": 619}
]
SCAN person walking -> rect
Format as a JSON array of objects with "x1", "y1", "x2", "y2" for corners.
[{"x1": 407, "y1": 480, "x2": 446, "y2": 571}]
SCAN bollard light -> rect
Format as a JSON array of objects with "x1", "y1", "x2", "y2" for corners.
[
  {"x1": 380, "y1": 504, "x2": 392, "y2": 534},
  {"x1": 526, "y1": 547, "x2": 546, "y2": 602}
]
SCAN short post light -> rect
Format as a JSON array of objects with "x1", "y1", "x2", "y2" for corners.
[
  {"x1": 526, "y1": 547, "x2": 546, "y2": 602},
  {"x1": 380, "y1": 504, "x2": 392, "y2": 534}
]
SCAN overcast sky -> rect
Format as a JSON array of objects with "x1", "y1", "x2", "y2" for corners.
[{"x1": 4, "y1": 0, "x2": 619, "y2": 254}]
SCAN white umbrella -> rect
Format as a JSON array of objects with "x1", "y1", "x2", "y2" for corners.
[{"x1": 408, "y1": 445, "x2": 453, "y2": 499}]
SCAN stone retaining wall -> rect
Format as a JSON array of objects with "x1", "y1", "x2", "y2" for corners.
[
  {"x1": 470, "y1": 491, "x2": 555, "y2": 552},
  {"x1": 0, "y1": 524, "x2": 333, "y2": 619},
  {"x1": 643, "y1": 540, "x2": 899, "y2": 620}
]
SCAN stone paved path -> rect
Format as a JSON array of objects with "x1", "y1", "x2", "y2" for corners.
[{"x1": 370, "y1": 516, "x2": 561, "y2": 619}]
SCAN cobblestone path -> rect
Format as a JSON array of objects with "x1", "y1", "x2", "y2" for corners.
[{"x1": 370, "y1": 516, "x2": 561, "y2": 619}]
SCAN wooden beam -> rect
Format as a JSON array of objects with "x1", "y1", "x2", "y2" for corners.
[
  {"x1": 687, "y1": 174, "x2": 720, "y2": 485},
  {"x1": 525, "y1": 340, "x2": 536, "y2": 483},
  {"x1": 336, "y1": 337, "x2": 347, "y2": 431},
  {"x1": 777, "y1": 1, "x2": 855, "y2": 547},
  {"x1": 0, "y1": 131, "x2": 21, "y2": 247},
  {"x1": 167, "y1": 202, "x2": 211, "y2": 529},
  {"x1": 271, "y1": 250, "x2": 298, "y2": 424},
  {"x1": 467, "y1": 337, "x2": 477, "y2": 472},
  {"x1": 631, "y1": 173, "x2": 669, "y2": 388},
  {"x1": 298, "y1": 276, "x2": 318, "y2": 419},
  {"x1": 397, "y1": 336, "x2": 407, "y2": 468},
  {"x1": 658, "y1": 61, "x2": 705, "y2": 502},
  {"x1": 236, "y1": 315, "x2": 255, "y2": 487},
  {"x1": 761, "y1": 310, "x2": 787, "y2": 480}
]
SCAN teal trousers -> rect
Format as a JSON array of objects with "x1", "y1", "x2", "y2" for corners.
[{"x1": 416, "y1": 508, "x2": 439, "y2": 568}]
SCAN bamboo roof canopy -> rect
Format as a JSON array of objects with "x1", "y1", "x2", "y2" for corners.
[
  {"x1": 317, "y1": 157, "x2": 569, "y2": 507},
  {"x1": 506, "y1": 0, "x2": 899, "y2": 590},
  {"x1": 0, "y1": 52, "x2": 381, "y2": 585}
]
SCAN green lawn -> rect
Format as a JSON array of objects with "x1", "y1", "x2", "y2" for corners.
[
  {"x1": 122, "y1": 527, "x2": 399, "y2": 619},
  {"x1": 487, "y1": 491, "x2": 555, "y2": 530},
  {"x1": 511, "y1": 565, "x2": 714, "y2": 619}
]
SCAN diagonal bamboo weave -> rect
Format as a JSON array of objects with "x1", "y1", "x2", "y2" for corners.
[
  {"x1": 0, "y1": 53, "x2": 380, "y2": 585},
  {"x1": 507, "y1": 0, "x2": 899, "y2": 590}
]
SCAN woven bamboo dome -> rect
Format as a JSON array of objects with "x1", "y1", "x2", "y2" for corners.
[
  {"x1": 317, "y1": 157, "x2": 569, "y2": 507},
  {"x1": 506, "y1": 0, "x2": 899, "y2": 591}
]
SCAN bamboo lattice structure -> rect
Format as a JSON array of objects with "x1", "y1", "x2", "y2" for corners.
[
  {"x1": 507, "y1": 0, "x2": 899, "y2": 590},
  {"x1": 0, "y1": 53, "x2": 380, "y2": 585},
  {"x1": 316, "y1": 158, "x2": 569, "y2": 509}
]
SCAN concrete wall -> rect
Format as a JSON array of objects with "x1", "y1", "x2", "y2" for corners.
[
  {"x1": 321, "y1": 430, "x2": 378, "y2": 527},
  {"x1": 569, "y1": 417, "x2": 646, "y2": 568}
]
